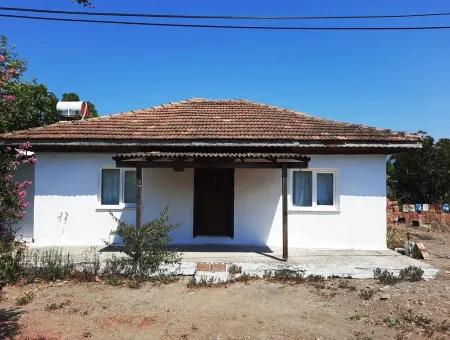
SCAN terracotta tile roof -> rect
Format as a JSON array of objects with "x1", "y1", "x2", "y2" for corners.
[{"x1": 0, "y1": 98, "x2": 420, "y2": 143}]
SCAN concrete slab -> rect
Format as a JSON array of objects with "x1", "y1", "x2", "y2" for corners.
[{"x1": 28, "y1": 245, "x2": 439, "y2": 280}]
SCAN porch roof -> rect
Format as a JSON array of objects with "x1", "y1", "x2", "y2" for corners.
[{"x1": 113, "y1": 151, "x2": 310, "y2": 168}]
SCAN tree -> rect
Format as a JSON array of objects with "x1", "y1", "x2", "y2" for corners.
[
  {"x1": 0, "y1": 36, "x2": 59, "y2": 133},
  {"x1": 388, "y1": 135, "x2": 450, "y2": 203},
  {"x1": 0, "y1": 36, "x2": 99, "y2": 133},
  {"x1": 61, "y1": 92, "x2": 99, "y2": 117},
  {"x1": 61, "y1": 92, "x2": 80, "y2": 101},
  {"x1": 2, "y1": 82, "x2": 59, "y2": 133}
]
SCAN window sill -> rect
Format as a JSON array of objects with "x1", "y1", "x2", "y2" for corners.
[
  {"x1": 96, "y1": 204, "x2": 136, "y2": 212},
  {"x1": 289, "y1": 206, "x2": 340, "y2": 213}
]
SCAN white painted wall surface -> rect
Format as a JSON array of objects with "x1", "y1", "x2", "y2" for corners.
[
  {"x1": 31, "y1": 153, "x2": 386, "y2": 249},
  {"x1": 33, "y1": 153, "x2": 134, "y2": 246}
]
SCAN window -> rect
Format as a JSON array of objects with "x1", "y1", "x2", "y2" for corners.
[
  {"x1": 123, "y1": 170, "x2": 136, "y2": 204},
  {"x1": 293, "y1": 171, "x2": 312, "y2": 207},
  {"x1": 99, "y1": 167, "x2": 136, "y2": 207},
  {"x1": 291, "y1": 169, "x2": 337, "y2": 210}
]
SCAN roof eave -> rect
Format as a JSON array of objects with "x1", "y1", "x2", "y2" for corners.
[{"x1": 0, "y1": 139, "x2": 421, "y2": 154}]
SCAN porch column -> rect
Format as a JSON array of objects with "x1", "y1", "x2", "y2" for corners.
[
  {"x1": 136, "y1": 166, "x2": 143, "y2": 228},
  {"x1": 282, "y1": 164, "x2": 288, "y2": 260}
]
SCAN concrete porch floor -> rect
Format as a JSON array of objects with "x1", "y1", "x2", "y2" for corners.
[{"x1": 28, "y1": 244, "x2": 439, "y2": 279}]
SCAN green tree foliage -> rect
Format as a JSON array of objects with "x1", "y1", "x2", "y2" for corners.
[
  {"x1": 388, "y1": 135, "x2": 450, "y2": 203},
  {"x1": 3, "y1": 82, "x2": 59, "y2": 133},
  {"x1": 0, "y1": 36, "x2": 59, "y2": 133},
  {"x1": 0, "y1": 36, "x2": 99, "y2": 133},
  {"x1": 61, "y1": 92, "x2": 80, "y2": 101},
  {"x1": 61, "y1": 92, "x2": 99, "y2": 117}
]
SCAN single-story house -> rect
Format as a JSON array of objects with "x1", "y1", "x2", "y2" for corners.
[{"x1": 1, "y1": 98, "x2": 420, "y2": 259}]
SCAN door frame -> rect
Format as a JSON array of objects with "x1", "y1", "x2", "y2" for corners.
[{"x1": 193, "y1": 168, "x2": 234, "y2": 238}]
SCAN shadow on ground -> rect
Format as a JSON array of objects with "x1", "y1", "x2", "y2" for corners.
[{"x1": 0, "y1": 307, "x2": 23, "y2": 338}]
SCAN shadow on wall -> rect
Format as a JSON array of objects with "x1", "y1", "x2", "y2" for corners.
[{"x1": 14, "y1": 163, "x2": 35, "y2": 240}]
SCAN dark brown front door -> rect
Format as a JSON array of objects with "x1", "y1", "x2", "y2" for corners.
[{"x1": 194, "y1": 169, "x2": 234, "y2": 237}]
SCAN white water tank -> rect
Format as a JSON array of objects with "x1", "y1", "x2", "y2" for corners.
[{"x1": 56, "y1": 101, "x2": 91, "y2": 120}]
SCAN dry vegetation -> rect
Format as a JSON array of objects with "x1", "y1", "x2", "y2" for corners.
[{"x1": 1, "y1": 224, "x2": 449, "y2": 339}]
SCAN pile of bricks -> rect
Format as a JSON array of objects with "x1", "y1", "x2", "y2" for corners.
[{"x1": 387, "y1": 201, "x2": 450, "y2": 226}]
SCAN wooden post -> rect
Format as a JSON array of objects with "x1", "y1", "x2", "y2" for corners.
[
  {"x1": 136, "y1": 166, "x2": 143, "y2": 229},
  {"x1": 282, "y1": 164, "x2": 288, "y2": 260}
]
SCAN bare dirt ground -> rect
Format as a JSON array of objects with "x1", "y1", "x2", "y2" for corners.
[{"x1": 1, "y1": 226, "x2": 449, "y2": 340}]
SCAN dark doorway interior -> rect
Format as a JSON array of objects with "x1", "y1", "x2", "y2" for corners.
[{"x1": 194, "y1": 168, "x2": 234, "y2": 237}]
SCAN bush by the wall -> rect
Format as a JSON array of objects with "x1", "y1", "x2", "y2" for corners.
[{"x1": 110, "y1": 207, "x2": 181, "y2": 279}]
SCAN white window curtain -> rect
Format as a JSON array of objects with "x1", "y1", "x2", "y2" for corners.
[
  {"x1": 101, "y1": 169, "x2": 120, "y2": 205},
  {"x1": 317, "y1": 173, "x2": 334, "y2": 206},
  {"x1": 293, "y1": 171, "x2": 312, "y2": 207},
  {"x1": 123, "y1": 170, "x2": 136, "y2": 204}
]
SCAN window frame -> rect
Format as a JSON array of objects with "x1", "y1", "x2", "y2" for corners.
[
  {"x1": 288, "y1": 168, "x2": 339, "y2": 212},
  {"x1": 97, "y1": 166, "x2": 137, "y2": 210}
]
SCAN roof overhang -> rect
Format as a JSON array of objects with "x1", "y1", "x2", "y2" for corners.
[
  {"x1": 0, "y1": 139, "x2": 421, "y2": 154},
  {"x1": 113, "y1": 151, "x2": 310, "y2": 169}
]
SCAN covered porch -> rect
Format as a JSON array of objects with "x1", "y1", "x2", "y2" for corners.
[{"x1": 113, "y1": 150, "x2": 311, "y2": 260}]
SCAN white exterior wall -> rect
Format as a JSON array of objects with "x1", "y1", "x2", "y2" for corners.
[
  {"x1": 33, "y1": 153, "x2": 135, "y2": 246},
  {"x1": 31, "y1": 152, "x2": 386, "y2": 250}
]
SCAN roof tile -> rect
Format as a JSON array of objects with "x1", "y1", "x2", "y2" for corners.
[{"x1": 0, "y1": 98, "x2": 420, "y2": 143}]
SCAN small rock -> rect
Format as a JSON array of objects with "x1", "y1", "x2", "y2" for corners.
[
  {"x1": 82, "y1": 330, "x2": 91, "y2": 338},
  {"x1": 379, "y1": 285, "x2": 390, "y2": 292},
  {"x1": 379, "y1": 293, "x2": 391, "y2": 300}
]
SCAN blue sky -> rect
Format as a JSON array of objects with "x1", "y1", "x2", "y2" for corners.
[{"x1": 1, "y1": 0, "x2": 449, "y2": 139}]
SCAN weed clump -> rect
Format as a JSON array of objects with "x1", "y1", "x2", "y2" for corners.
[
  {"x1": 15, "y1": 290, "x2": 34, "y2": 305},
  {"x1": 228, "y1": 264, "x2": 241, "y2": 274},
  {"x1": 359, "y1": 288, "x2": 375, "y2": 300},
  {"x1": 44, "y1": 300, "x2": 71, "y2": 311},
  {"x1": 263, "y1": 269, "x2": 305, "y2": 283},
  {"x1": 186, "y1": 276, "x2": 216, "y2": 288},
  {"x1": 23, "y1": 249, "x2": 74, "y2": 283},
  {"x1": 399, "y1": 266, "x2": 424, "y2": 282},
  {"x1": 373, "y1": 266, "x2": 424, "y2": 284}
]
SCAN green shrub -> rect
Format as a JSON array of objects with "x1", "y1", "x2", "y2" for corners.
[
  {"x1": 374, "y1": 266, "x2": 424, "y2": 284},
  {"x1": 373, "y1": 268, "x2": 400, "y2": 285},
  {"x1": 110, "y1": 207, "x2": 181, "y2": 279},
  {"x1": 399, "y1": 266, "x2": 424, "y2": 282}
]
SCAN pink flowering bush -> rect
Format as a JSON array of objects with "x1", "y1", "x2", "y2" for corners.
[{"x1": 0, "y1": 143, "x2": 35, "y2": 285}]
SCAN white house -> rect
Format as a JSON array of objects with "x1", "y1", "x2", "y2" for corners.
[{"x1": 1, "y1": 98, "x2": 420, "y2": 259}]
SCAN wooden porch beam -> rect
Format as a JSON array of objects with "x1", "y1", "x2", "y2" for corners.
[
  {"x1": 136, "y1": 166, "x2": 143, "y2": 229},
  {"x1": 282, "y1": 164, "x2": 288, "y2": 260},
  {"x1": 116, "y1": 160, "x2": 308, "y2": 169}
]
